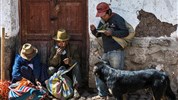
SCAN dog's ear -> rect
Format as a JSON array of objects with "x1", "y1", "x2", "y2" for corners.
[{"x1": 94, "y1": 61, "x2": 103, "y2": 66}]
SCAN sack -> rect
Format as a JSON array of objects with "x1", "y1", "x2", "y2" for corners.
[
  {"x1": 8, "y1": 78, "x2": 47, "y2": 100},
  {"x1": 46, "y1": 74, "x2": 73, "y2": 99},
  {"x1": 46, "y1": 63, "x2": 77, "y2": 99},
  {"x1": 112, "y1": 21, "x2": 135, "y2": 48}
]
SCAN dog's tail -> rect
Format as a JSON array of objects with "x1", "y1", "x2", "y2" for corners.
[{"x1": 164, "y1": 74, "x2": 176, "y2": 100}]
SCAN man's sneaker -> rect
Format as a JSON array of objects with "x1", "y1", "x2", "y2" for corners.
[{"x1": 73, "y1": 89, "x2": 80, "y2": 99}]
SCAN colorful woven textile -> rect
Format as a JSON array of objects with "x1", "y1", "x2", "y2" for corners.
[{"x1": 8, "y1": 78, "x2": 46, "y2": 100}]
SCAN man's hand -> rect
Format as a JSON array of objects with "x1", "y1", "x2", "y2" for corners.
[
  {"x1": 36, "y1": 80, "x2": 42, "y2": 86},
  {"x1": 90, "y1": 24, "x2": 96, "y2": 31},
  {"x1": 63, "y1": 58, "x2": 70, "y2": 65},
  {"x1": 103, "y1": 30, "x2": 112, "y2": 36},
  {"x1": 55, "y1": 48, "x2": 64, "y2": 55}
]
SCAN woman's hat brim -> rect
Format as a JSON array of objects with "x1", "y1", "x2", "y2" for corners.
[{"x1": 20, "y1": 47, "x2": 38, "y2": 60}]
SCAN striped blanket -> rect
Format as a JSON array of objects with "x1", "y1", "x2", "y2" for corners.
[{"x1": 8, "y1": 78, "x2": 46, "y2": 100}]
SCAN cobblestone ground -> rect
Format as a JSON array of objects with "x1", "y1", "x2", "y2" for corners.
[
  {"x1": 49, "y1": 89, "x2": 156, "y2": 100},
  {"x1": 76, "y1": 90, "x2": 153, "y2": 100},
  {"x1": 46, "y1": 87, "x2": 178, "y2": 100}
]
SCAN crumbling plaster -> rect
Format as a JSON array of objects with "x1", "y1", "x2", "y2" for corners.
[
  {"x1": 0, "y1": 0, "x2": 19, "y2": 80},
  {"x1": 88, "y1": 0, "x2": 178, "y2": 37},
  {"x1": 0, "y1": 0, "x2": 19, "y2": 37}
]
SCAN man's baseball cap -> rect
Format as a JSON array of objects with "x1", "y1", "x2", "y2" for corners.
[{"x1": 96, "y1": 2, "x2": 110, "y2": 17}]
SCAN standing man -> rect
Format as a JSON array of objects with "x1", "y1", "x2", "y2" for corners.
[
  {"x1": 48, "y1": 29, "x2": 81, "y2": 99},
  {"x1": 90, "y1": 2, "x2": 129, "y2": 99}
]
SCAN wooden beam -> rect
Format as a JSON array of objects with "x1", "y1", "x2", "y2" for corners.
[{"x1": 1, "y1": 28, "x2": 5, "y2": 80}]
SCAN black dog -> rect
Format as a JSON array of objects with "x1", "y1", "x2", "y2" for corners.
[{"x1": 93, "y1": 61, "x2": 176, "y2": 100}]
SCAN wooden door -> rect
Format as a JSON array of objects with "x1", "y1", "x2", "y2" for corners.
[{"x1": 21, "y1": 0, "x2": 88, "y2": 83}]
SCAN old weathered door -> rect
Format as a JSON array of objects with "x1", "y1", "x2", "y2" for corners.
[{"x1": 21, "y1": 0, "x2": 88, "y2": 82}]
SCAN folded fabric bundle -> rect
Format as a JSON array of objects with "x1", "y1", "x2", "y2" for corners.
[{"x1": 8, "y1": 78, "x2": 47, "y2": 100}]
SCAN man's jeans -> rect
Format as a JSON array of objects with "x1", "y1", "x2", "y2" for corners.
[
  {"x1": 95, "y1": 50, "x2": 125, "y2": 96},
  {"x1": 71, "y1": 63, "x2": 82, "y2": 88}
]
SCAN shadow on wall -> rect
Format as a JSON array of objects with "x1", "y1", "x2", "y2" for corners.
[{"x1": 135, "y1": 9, "x2": 177, "y2": 37}]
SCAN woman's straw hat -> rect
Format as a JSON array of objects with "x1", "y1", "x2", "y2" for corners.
[{"x1": 20, "y1": 43, "x2": 38, "y2": 60}]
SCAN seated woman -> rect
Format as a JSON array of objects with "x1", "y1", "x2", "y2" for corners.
[{"x1": 11, "y1": 43, "x2": 48, "y2": 86}]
